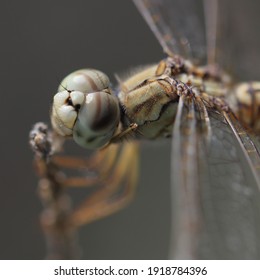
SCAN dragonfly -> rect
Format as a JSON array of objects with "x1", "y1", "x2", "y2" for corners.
[{"x1": 30, "y1": 0, "x2": 260, "y2": 259}]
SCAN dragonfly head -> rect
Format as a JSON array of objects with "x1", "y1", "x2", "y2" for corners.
[{"x1": 51, "y1": 69, "x2": 120, "y2": 149}]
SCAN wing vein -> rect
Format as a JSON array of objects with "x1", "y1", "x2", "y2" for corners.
[
  {"x1": 170, "y1": 94, "x2": 210, "y2": 259},
  {"x1": 224, "y1": 111, "x2": 260, "y2": 190}
]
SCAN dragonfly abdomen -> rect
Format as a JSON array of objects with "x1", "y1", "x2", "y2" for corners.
[{"x1": 231, "y1": 82, "x2": 260, "y2": 133}]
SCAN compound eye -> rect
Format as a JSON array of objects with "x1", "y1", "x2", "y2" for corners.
[
  {"x1": 73, "y1": 91, "x2": 120, "y2": 149},
  {"x1": 51, "y1": 90, "x2": 85, "y2": 136},
  {"x1": 58, "y1": 69, "x2": 110, "y2": 93}
]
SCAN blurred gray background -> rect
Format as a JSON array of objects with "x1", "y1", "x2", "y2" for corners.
[
  {"x1": 2, "y1": 0, "x2": 260, "y2": 260},
  {"x1": 1, "y1": 0, "x2": 171, "y2": 259}
]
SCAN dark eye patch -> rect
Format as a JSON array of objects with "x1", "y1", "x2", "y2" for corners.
[{"x1": 66, "y1": 97, "x2": 73, "y2": 106}]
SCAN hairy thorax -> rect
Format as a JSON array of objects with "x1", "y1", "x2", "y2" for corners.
[{"x1": 117, "y1": 60, "x2": 228, "y2": 139}]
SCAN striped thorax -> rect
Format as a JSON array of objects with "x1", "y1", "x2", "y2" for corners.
[{"x1": 118, "y1": 59, "x2": 228, "y2": 139}]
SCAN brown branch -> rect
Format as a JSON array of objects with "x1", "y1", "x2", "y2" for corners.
[{"x1": 29, "y1": 122, "x2": 79, "y2": 259}]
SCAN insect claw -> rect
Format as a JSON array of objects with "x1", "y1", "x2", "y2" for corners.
[{"x1": 29, "y1": 122, "x2": 53, "y2": 159}]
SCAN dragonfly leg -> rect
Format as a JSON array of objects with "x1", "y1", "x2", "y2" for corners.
[
  {"x1": 109, "y1": 123, "x2": 138, "y2": 143},
  {"x1": 31, "y1": 123, "x2": 139, "y2": 233},
  {"x1": 68, "y1": 142, "x2": 139, "y2": 227},
  {"x1": 52, "y1": 144, "x2": 121, "y2": 188}
]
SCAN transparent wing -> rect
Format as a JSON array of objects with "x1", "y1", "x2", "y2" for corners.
[
  {"x1": 216, "y1": 0, "x2": 260, "y2": 81},
  {"x1": 133, "y1": 0, "x2": 208, "y2": 65},
  {"x1": 170, "y1": 99, "x2": 260, "y2": 259},
  {"x1": 170, "y1": 94, "x2": 211, "y2": 259}
]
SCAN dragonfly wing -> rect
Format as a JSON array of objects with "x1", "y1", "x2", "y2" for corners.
[
  {"x1": 198, "y1": 110, "x2": 260, "y2": 259},
  {"x1": 170, "y1": 100, "x2": 260, "y2": 259},
  {"x1": 216, "y1": 0, "x2": 260, "y2": 81},
  {"x1": 170, "y1": 93, "x2": 210, "y2": 259},
  {"x1": 203, "y1": 0, "x2": 218, "y2": 66},
  {"x1": 132, "y1": 0, "x2": 207, "y2": 64}
]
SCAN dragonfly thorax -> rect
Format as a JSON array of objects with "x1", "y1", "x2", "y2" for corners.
[
  {"x1": 118, "y1": 59, "x2": 227, "y2": 139},
  {"x1": 118, "y1": 64, "x2": 180, "y2": 139}
]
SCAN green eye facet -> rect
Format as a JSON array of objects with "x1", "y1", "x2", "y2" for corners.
[
  {"x1": 51, "y1": 69, "x2": 120, "y2": 149},
  {"x1": 73, "y1": 91, "x2": 120, "y2": 149},
  {"x1": 58, "y1": 69, "x2": 110, "y2": 93}
]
